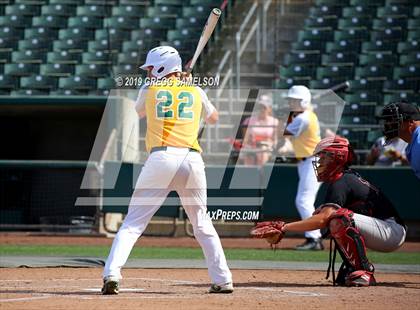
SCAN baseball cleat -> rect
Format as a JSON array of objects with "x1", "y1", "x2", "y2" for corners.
[
  {"x1": 209, "y1": 282, "x2": 234, "y2": 294},
  {"x1": 102, "y1": 276, "x2": 119, "y2": 295},
  {"x1": 345, "y1": 270, "x2": 376, "y2": 287},
  {"x1": 295, "y1": 238, "x2": 324, "y2": 251}
]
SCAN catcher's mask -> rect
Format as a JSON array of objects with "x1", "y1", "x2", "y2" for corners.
[
  {"x1": 377, "y1": 101, "x2": 420, "y2": 145},
  {"x1": 312, "y1": 136, "x2": 354, "y2": 182}
]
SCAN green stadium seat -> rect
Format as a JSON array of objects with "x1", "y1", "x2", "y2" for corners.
[
  {"x1": 386, "y1": 0, "x2": 413, "y2": 4},
  {"x1": 342, "y1": 6, "x2": 376, "y2": 18},
  {"x1": 11, "y1": 89, "x2": 49, "y2": 96},
  {"x1": 132, "y1": 29, "x2": 167, "y2": 41},
  {"x1": 280, "y1": 65, "x2": 315, "y2": 79},
  {"x1": 284, "y1": 52, "x2": 321, "y2": 66},
  {"x1": 1, "y1": 27, "x2": 24, "y2": 40},
  {"x1": 118, "y1": 51, "x2": 142, "y2": 65},
  {"x1": 182, "y1": 6, "x2": 212, "y2": 18},
  {"x1": 53, "y1": 39, "x2": 87, "y2": 52},
  {"x1": 147, "y1": 6, "x2": 181, "y2": 18},
  {"x1": 383, "y1": 79, "x2": 417, "y2": 92},
  {"x1": 68, "y1": 16, "x2": 103, "y2": 29},
  {"x1": 15, "y1": 0, "x2": 48, "y2": 4},
  {"x1": 322, "y1": 52, "x2": 357, "y2": 65},
  {"x1": 397, "y1": 40, "x2": 419, "y2": 53},
  {"x1": 59, "y1": 75, "x2": 96, "y2": 90},
  {"x1": 361, "y1": 40, "x2": 396, "y2": 53},
  {"x1": 140, "y1": 17, "x2": 176, "y2": 29},
  {"x1": 112, "y1": 5, "x2": 146, "y2": 17},
  {"x1": 309, "y1": 5, "x2": 342, "y2": 17},
  {"x1": 112, "y1": 64, "x2": 138, "y2": 76},
  {"x1": 25, "y1": 27, "x2": 57, "y2": 40},
  {"x1": 97, "y1": 77, "x2": 115, "y2": 90},
  {"x1": 316, "y1": 0, "x2": 349, "y2": 5},
  {"x1": 0, "y1": 15, "x2": 32, "y2": 28},
  {"x1": 20, "y1": 74, "x2": 57, "y2": 90},
  {"x1": 316, "y1": 65, "x2": 353, "y2": 79},
  {"x1": 75, "y1": 63, "x2": 108, "y2": 77},
  {"x1": 377, "y1": 6, "x2": 410, "y2": 18},
  {"x1": 49, "y1": 0, "x2": 84, "y2": 5},
  {"x1": 0, "y1": 38, "x2": 18, "y2": 52},
  {"x1": 348, "y1": 79, "x2": 383, "y2": 91},
  {"x1": 50, "y1": 89, "x2": 87, "y2": 95},
  {"x1": 105, "y1": 16, "x2": 139, "y2": 30},
  {"x1": 291, "y1": 40, "x2": 325, "y2": 52},
  {"x1": 0, "y1": 74, "x2": 18, "y2": 89},
  {"x1": 41, "y1": 4, "x2": 76, "y2": 17},
  {"x1": 336, "y1": 128, "x2": 371, "y2": 150},
  {"x1": 88, "y1": 39, "x2": 120, "y2": 52},
  {"x1": 82, "y1": 51, "x2": 113, "y2": 64},
  {"x1": 89, "y1": 89, "x2": 110, "y2": 96},
  {"x1": 359, "y1": 53, "x2": 397, "y2": 66},
  {"x1": 372, "y1": 17, "x2": 407, "y2": 29},
  {"x1": 155, "y1": 0, "x2": 184, "y2": 6},
  {"x1": 325, "y1": 40, "x2": 360, "y2": 52},
  {"x1": 167, "y1": 29, "x2": 201, "y2": 42},
  {"x1": 340, "y1": 115, "x2": 376, "y2": 125},
  {"x1": 343, "y1": 103, "x2": 376, "y2": 124},
  {"x1": 59, "y1": 28, "x2": 95, "y2": 41},
  {"x1": 298, "y1": 28, "x2": 334, "y2": 41},
  {"x1": 12, "y1": 50, "x2": 45, "y2": 63},
  {"x1": 408, "y1": 19, "x2": 420, "y2": 29},
  {"x1": 407, "y1": 29, "x2": 420, "y2": 41},
  {"x1": 18, "y1": 38, "x2": 52, "y2": 53},
  {"x1": 176, "y1": 17, "x2": 206, "y2": 29},
  {"x1": 86, "y1": 0, "x2": 117, "y2": 4},
  {"x1": 304, "y1": 16, "x2": 338, "y2": 28},
  {"x1": 0, "y1": 51, "x2": 11, "y2": 63},
  {"x1": 95, "y1": 28, "x2": 130, "y2": 42},
  {"x1": 40, "y1": 63, "x2": 74, "y2": 76},
  {"x1": 399, "y1": 52, "x2": 420, "y2": 65},
  {"x1": 6, "y1": 4, "x2": 40, "y2": 16},
  {"x1": 33, "y1": 15, "x2": 67, "y2": 28},
  {"x1": 338, "y1": 17, "x2": 371, "y2": 29},
  {"x1": 76, "y1": 5, "x2": 108, "y2": 17},
  {"x1": 350, "y1": 0, "x2": 383, "y2": 5},
  {"x1": 355, "y1": 65, "x2": 393, "y2": 79},
  {"x1": 5, "y1": 63, "x2": 39, "y2": 76},
  {"x1": 47, "y1": 50, "x2": 81, "y2": 64},
  {"x1": 345, "y1": 91, "x2": 382, "y2": 103},
  {"x1": 310, "y1": 77, "x2": 346, "y2": 89},
  {"x1": 371, "y1": 28, "x2": 404, "y2": 41},
  {"x1": 273, "y1": 78, "x2": 305, "y2": 89},
  {"x1": 384, "y1": 92, "x2": 418, "y2": 104},
  {"x1": 122, "y1": 40, "x2": 160, "y2": 53},
  {"x1": 334, "y1": 29, "x2": 370, "y2": 41},
  {"x1": 393, "y1": 65, "x2": 420, "y2": 79}
]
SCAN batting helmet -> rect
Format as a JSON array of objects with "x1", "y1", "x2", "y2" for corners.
[
  {"x1": 286, "y1": 85, "x2": 311, "y2": 109},
  {"x1": 140, "y1": 46, "x2": 182, "y2": 78},
  {"x1": 377, "y1": 101, "x2": 420, "y2": 145},
  {"x1": 312, "y1": 136, "x2": 354, "y2": 182}
]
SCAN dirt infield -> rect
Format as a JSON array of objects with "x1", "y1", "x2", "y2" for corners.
[
  {"x1": 1, "y1": 268, "x2": 420, "y2": 310},
  {"x1": 1, "y1": 233, "x2": 420, "y2": 252}
]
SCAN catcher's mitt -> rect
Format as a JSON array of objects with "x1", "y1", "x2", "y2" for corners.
[{"x1": 250, "y1": 221, "x2": 285, "y2": 247}]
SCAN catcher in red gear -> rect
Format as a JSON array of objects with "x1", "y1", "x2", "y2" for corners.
[{"x1": 251, "y1": 136, "x2": 406, "y2": 287}]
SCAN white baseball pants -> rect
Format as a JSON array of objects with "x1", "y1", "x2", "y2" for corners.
[
  {"x1": 103, "y1": 147, "x2": 232, "y2": 285},
  {"x1": 296, "y1": 157, "x2": 322, "y2": 239}
]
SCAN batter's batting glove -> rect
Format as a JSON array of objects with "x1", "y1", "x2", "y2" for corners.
[{"x1": 250, "y1": 221, "x2": 286, "y2": 247}]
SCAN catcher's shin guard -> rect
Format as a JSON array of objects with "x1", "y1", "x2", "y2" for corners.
[{"x1": 327, "y1": 208, "x2": 375, "y2": 286}]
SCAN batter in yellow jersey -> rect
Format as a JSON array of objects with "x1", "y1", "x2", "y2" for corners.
[{"x1": 135, "y1": 77, "x2": 216, "y2": 153}]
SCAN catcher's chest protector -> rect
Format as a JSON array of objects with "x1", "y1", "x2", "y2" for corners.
[{"x1": 328, "y1": 208, "x2": 373, "y2": 272}]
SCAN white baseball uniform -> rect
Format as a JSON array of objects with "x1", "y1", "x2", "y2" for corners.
[
  {"x1": 103, "y1": 77, "x2": 232, "y2": 285},
  {"x1": 286, "y1": 110, "x2": 322, "y2": 239}
]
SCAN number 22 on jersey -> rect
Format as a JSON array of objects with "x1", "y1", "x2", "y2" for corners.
[{"x1": 155, "y1": 90, "x2": 194, "y2": 120}]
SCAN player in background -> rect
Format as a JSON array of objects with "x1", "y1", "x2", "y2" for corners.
[
  {"x1": 102, "y1": 46, "x2": 233, "y2": 295},
  {"x1": 283, "y1": 85, "x2": 323, "y2": 250},
  {"x1": 378, "y1": 101, "x2": 420, "y2": 179},
  {"x1": 252, "y1": 136, "x2": 406, "y2": 286}
]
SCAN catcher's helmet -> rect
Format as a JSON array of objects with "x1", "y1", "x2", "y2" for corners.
[
  {"x1": 377, "y1": 101, "x2": 420, "y2": 145},
  {"x1": 140, "y1": 46, "x2": 182, "y2": 78},
  {"x1": 312, "y1": 136, "x2": 354, "y2": 182}
]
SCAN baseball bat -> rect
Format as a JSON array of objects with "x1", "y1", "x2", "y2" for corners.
[
  {"x1": 185, "y1": 8, "x2": 221, "y2": 74},
  {"x1": 312, "y1": 81, "x2": 350, "y2": 100}
]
